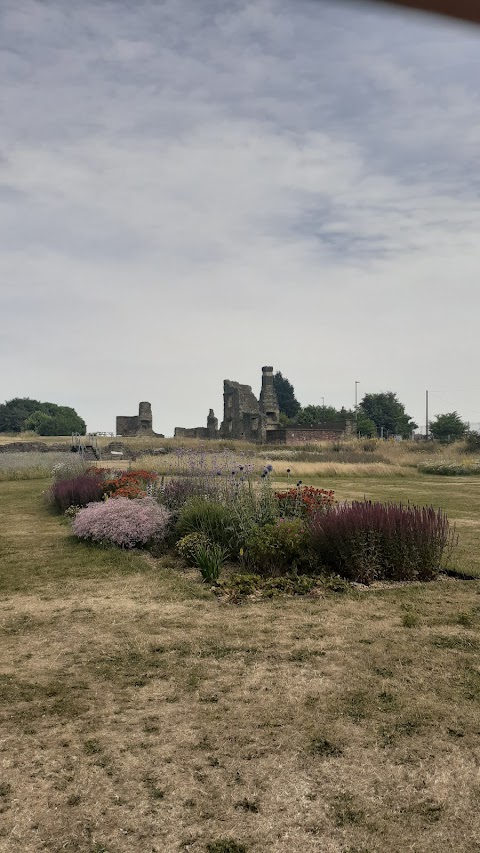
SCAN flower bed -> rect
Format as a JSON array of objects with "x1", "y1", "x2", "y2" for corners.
[{"x1": 50, "y1": 461, "x2": 456, "y2": 587}]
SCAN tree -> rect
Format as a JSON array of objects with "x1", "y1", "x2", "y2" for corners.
[
  {"x1": 273, "y1": 372, "x2": 301, "y2": 419},
  {"x1": 295, "y1": 404, "x2": 344, "y2": 426},
  {"x1": 356, "y1": 414, "x2": 377, "y2": 437},
  {"x1": 0, "y1": 398, "x2": 43, "y2": 432},
  {"x1": 429, "y1": 412, "x2": 468, "y2": 443},
  {"x1": 0, "y1": 398, "x2": 86, "y2": 435},
  {"x1": 359, "y1": 392, "x2": 417, "y2": 438},
  {"x1": 25, "y1": 405, "x2": 86, "y2": 436}
]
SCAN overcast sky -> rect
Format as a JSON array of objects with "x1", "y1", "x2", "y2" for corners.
[{"x1": 1, "y1": 0, "x2": 480, "y2": 435}]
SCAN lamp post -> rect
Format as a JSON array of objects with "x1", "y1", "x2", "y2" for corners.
[
  {"x1": 355, "y1": 381, "x2": 360, "y2": 425},
  {"x1": 425, "y1": 389, "x2": 429, "y2": 440}
]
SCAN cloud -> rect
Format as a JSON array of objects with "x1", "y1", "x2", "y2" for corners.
[{"x1": 1, "y1": 0, "x2": 480, "y2": 433}]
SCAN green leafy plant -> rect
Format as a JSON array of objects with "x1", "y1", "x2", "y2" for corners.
[
  {"x1": 217, "y1": 572, "x2": 326, "y2": 601},
  {"x1": 429, "y1": 412, "x2": 468, "y2": 442},
  {"x1": 194, "y1": 541, "x2": 228, "y2": 583},
  {"x1": 176, "y1": 498, "x2": 235, "y2": 552},
  {"x1": 176, "y1": 532, "x2": 210, "y2": 566},
  {"x1": 244, "y1": 518, "x2": 314, "y2": 576}
]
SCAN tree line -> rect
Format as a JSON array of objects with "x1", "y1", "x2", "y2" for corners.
[
  {"x1": 273, "y1": 372, "x2": 469, "y2": 441},
  {"x1": 0, "y1": 398, "x2": 86, "y2": 436}
]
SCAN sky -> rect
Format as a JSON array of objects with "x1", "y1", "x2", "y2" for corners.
[{"x1": 1, "y1": 0, "x2": 480, "y2": 435}]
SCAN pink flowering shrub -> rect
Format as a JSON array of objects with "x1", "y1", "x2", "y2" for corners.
[{"x1": 72, "y1": 497, "x2": 170, "y2": 548}]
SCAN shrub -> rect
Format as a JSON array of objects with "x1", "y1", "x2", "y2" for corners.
[
  {"x1": 464, "y1": 431, "x2": 480, "y2": 453},
  {"x1": 72, "y1": 497, "x2": 170, "y2": 548},
  {"x1": 176, "y1": 498, "x2": 235, "y2": 552},
  {"x1": 50, "y1": 471, "x2": 105, "y2": 513},
  {"x1": 176, "y1": 532, "x2": 210, "y2": 566},
  {"x1": 275, "y1": 485, "x2": 335, "y2": 518},
  {"x1": 418, "y1": 462, "x2": 480, "y2": 476},
  {"x1": 310, "y1": 501, "x2": 455, "y2": 584},
  {"x1": 245, "y1": 518, "x2": 313, "y2": 576},
  {"x1": 102, "y1": 469, "x2": 158, "y2": 499}
]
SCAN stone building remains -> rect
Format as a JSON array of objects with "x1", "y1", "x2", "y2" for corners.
[
  {"x1": 174, "y1": 366, "x2": 352, "y2": 444},
  {"x1": 116, "y1": 402, "x2": 164, "y2": 438}
]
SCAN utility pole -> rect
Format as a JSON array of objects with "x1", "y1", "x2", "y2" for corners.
[
  {"x1": 321, "y1": 396, "x2": 324, "y2": 408},
  {"x1": 355, "y1": 381, "x2": 360, "y2": 425},
  {"x1": 425, "y1": 390, "x2": 429, "y2": 440}
]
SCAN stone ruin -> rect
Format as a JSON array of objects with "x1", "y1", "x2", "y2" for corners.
[
  {"x1": 116, "y1": 402, "x2": 164, "y2": 438},
  {"x1": 175, "y1": 366, "x2": 280, "y2": 443},
  {"x1": 116, "y1": 368, "x2": 352, "y2": 445}
]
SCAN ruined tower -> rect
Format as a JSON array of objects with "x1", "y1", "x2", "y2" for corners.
[
  {"x1": 259, "y1": 366, "x2": 280, "y2": 432},
  {"x1": 116, "y1": 401, "x2": 156, "y2": 437},
  {"x1": 207, "y1": 408, "x2": 218, "y2": 438},
  {"x1": 138, "y1": 402, "x2": 153, "y2": 434}
]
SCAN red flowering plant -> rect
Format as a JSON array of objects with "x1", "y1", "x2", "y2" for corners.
[
  {"x1": 102, "y1": 469, "x2": 158, "y2": 500},
  {"x1": 275, "y1": 485, "x2": 335, "y2": 519}
]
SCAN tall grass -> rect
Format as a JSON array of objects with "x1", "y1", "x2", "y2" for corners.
[
  {"x1": 271, "y1": 461, "x2": 412, "y2": 478},
  {"x1": 0, "y1": 452, "x2": 73, "y2": 481}
]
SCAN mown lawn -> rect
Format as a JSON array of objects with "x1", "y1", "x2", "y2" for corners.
[{"x1": 1, "y1": 477, "x2": 480, "y2": 853}]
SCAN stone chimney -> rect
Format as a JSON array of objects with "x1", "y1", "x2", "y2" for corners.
[{"x1": 259, "y1": 366, "x2": 279, "y2": 427}]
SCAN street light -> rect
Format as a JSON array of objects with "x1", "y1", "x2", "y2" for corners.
[{"x1": 355, "y1": 381, "x2": 360, "y2": 423}]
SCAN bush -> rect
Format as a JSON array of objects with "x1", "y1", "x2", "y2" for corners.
[
  {"x1": 310, "y1": 501, "x2": 455, "y2": 584},
  {"x1": 465, "y1": 431, "x2": 480, "y2": 453},
  {"x1": 176, "y1": 498, "x2": 235, "y2": 552},
  {"x1": 275, "y1": 485, "x2": 335, "y2": 518},
  {"x1": 176, "y1": 532, "x2": 210, "y2": 566},
  {"x1": 245, "y1": 518, "x2": 313, "y2": 576},
  {"x1": 50, "y1": 471, "x2": 105, "y2": 513},
  {"x1": 72, "y1": 497, "x2": 170, "y2": 548},
  {"x1": 418, "y1": 462, "x2": 480, "y2": 476},
  {"x1": 102, "y1": 469, "x2": 158, "y2": 499}
]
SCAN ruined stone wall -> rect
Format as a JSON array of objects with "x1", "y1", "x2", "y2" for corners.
[
  {"x1": 220, "y1": 381, "x2": 261, "y2": 440},
  {"x1": 116, "y1": 402, "x2": 156, "y2": 437},
  {"x1": 266, "y1": 425, "x2": 350, "y2": 444},
  {"x1": 116, "y1": 415, "x2": 140, "y2": 437},
  {"x1": 174, "y1": 427, "x2": 209, "y2": 439},
  {"x1": 174, "y1": 410, "x2": 218, "y2": 441}
]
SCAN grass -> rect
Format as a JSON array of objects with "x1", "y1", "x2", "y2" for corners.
[
  {"x1": 1, "y1": 476, "x2": 480, "y2": 851},
  {"x1": 0, "y1": 451, "x2": 73, "y2": 481}
]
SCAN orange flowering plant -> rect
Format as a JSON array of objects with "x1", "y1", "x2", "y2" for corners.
[
  {"x1": 102, "y1": 469, "x2": 158, "y2": 500},
  {"x1": 275, "y1": 485, "x2": 335, "y2": 518}
]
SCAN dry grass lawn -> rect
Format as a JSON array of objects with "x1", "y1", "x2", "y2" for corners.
[{"x1": 1, "y1": 478, "x2": 480, "y2": 853}]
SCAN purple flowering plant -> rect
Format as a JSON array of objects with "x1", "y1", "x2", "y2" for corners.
[{"x1": 72, "y1": 497, "x2": 170, "y2": 549}]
